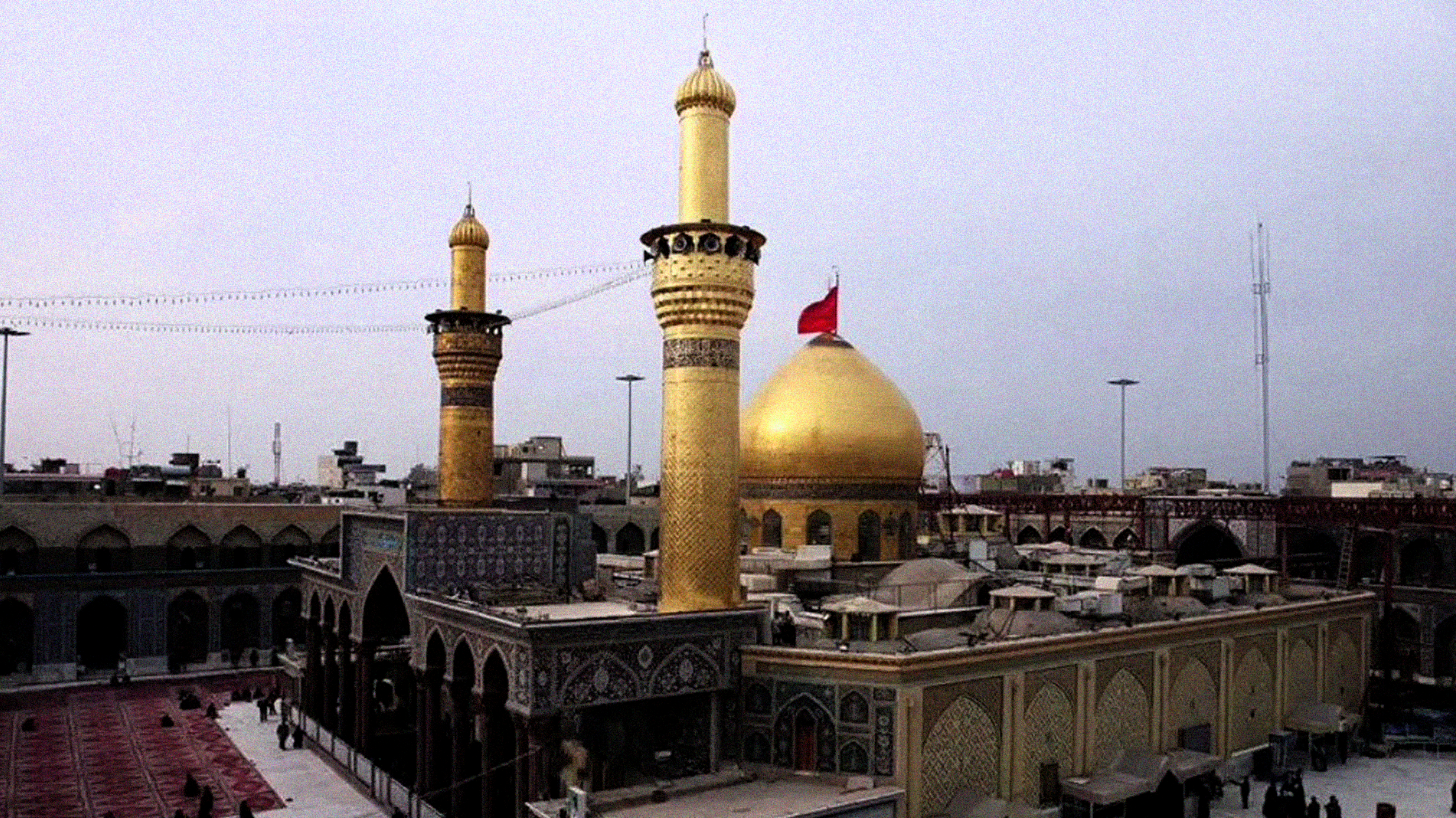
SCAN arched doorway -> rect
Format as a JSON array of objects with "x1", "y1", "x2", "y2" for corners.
[
  {"x1": 1047, "y1": 526, "x2": 1070, "y2": 544},
  {"x1": 616, "y1": 523, "x2": 645, "y2": 556},
  {"x1": 77, "y1": 525, "x2": 131, "y2": 573},
  {"x1": 1079, "y1": 528, "x2": 1107, "y2": 548},
  {"x1": 425, "y1": 633, "x2": 450, "y2": 808},
  {"x1": 168, "y1": 591, "x2": 210, "y2": 670},
  {"x1": 363, "y1": 567, "x2": 411, "y2": 645},
  {"x1": 221, "y1": 592, "x2": 261, "y2": 661},
  {"x1": 807, "y1": 510, "x2": 832, "y2": 547},
  {"x1": 1173, "y1": 522, "x2": 1244, "y2": 565},
  {"x1": 482, "y1": 651, "x2": 516, "y2": 818},
  {"x1": 1287, "y1": 528, "x2": 1339, "y2": 580},
  {"x1": 77, "y1": 596, "x2": 127, "y2": 671},
  {"x1": 794, "y1": 710, "x2": 817, "y2": 771},
  {"x1": 1353, "y1": 535, "x2": 1386, "y2": 584},
  {"x1": 590, "y1": 522, "x2": 608, "y2": 554},
  {"x1": 1401, "y1": 538, "x2": 1440, "y2": 585},
  {"x1": 1383, "y1": 608, "x2": 1421, "y2": 679},
  {"x1": 320, "y1": 526, "x2": 341, "y2": 558},
  {"x1": 272, "y1": 587, "x2": 303, "y2": 649},
  {"x1": 1017, "y1": 526, "x2": 1043, "y2": 545},
  {"x1": 762, "y1": 510, "x2": 783, "y2": 550},
  {"x1": 0, "y1": 527, "x2": 37, "y2": 575},
  {"x1": 166, "y1": 525, "x2": 211, "y2": 570},
  {"x1": 1113, "y1": 528, "x2": 1139, "y2": 549},
  {"x1": 0, "y1": 598, "x2": 34, "y2": 674},
  {"x1": 1435, "y1": 616, "x2": 1456, "y2": 682},
  {"x1": 449, "y1": 641, "x2": 480, "y2": 818},
  {"x1": 775, "y1": 699, "x2": 833, "y2": 773},
  {"x1": 855, "y1": 511, "x2": 881, "y2": 562}
]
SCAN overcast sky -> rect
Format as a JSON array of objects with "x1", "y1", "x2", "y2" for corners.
[{"x1": 1, "y1": 1, "x2": 1451, "y2": 488}]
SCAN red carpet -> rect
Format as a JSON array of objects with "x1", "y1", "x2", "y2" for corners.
[{"x1": 0, "y1": 674, "x2": 286, "y2": 818}]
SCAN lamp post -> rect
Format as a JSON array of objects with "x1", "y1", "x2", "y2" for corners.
[
  {"x1": 0, "y1": 328, "x2": 29, "y2": 498},
  {"x1": 616, "y1": 374, "x2": 644, "y2": 499},
  {"x1": 1107, "y1": 378, "x2": 1138, "y2": 492}
]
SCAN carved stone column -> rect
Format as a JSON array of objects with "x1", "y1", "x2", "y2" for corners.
[
  {"x1": 354, "y1": 639, "x2": 377, "y2": 754},
  {"x1": 305, "y1": 622, "x2": 323, "y2": 720},
  {"x1": 323, "y1": 632, "x2": 339, "y2": 732},
  {"x1": 339, "y1": 640, "x2": 356, "y2": 743}
]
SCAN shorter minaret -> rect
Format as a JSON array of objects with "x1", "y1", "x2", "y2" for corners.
[{"x1": 426, "y1": 202, "x2": 509, "y2": 507}]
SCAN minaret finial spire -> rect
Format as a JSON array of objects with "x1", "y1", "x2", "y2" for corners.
[
  {"x1": 465, "y1": 181, "x2": 474, "y2": 217},
  {"x1": 702, "y1": 12, "x2": 709, "y2": 52}
]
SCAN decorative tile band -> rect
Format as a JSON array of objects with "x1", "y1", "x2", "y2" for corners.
[
  {"x1": 741, "y1": 480, "x2": 921, "y2": 501},
  {"x1": 441, "y1": 385, "x2": 493, "y2": 408},
  {"x1": 663, "y1": 338, "x2": 739, "y2": 370}
]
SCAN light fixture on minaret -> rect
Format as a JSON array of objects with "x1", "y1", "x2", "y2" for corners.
[
  {"x1": 641, "y1": 48, "x2": 765, "y2": 613},
  {"x1": 426, "y1": 197, "x2": 509, "y2": 508}
]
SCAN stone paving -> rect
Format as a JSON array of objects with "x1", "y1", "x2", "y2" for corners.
[
  {"x1": 215, "y1": 702, "x2": 385, "y2": 818},
  {"x1": 1211, "y1": 751, "x2": 1456, "y2": 818}
]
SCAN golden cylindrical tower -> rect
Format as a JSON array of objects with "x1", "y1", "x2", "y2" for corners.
[
  {"x1": 427, "y1": 203, "x2": 509, "y2": 508},
  {"x1": 643, "y1": 50, "x2": 765, "y2": 613}
]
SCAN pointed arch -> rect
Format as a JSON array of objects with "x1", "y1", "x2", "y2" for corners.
[
  {"x1": 855, "y1": 511, "x2": 882, "y2": 562},
  {"x1": 167, "y1": 591, "x2": 210, "y2": 666},
  {"x1": 271, "y1": 587, "x2": 303, "y2": 649},
  {"x1": 590, "y1": 522, "x2": 608, "y2": 554},
  {"x1": 220, "y1": 525, "x2": 264, "y2": 569},
  {"x1": 806, "y1": 510, "x2": 832, "y2": 546},
  {"x1": 0, "y1": 526, "x2": 37, "y2": 575},
  {"x1": 647, "y1": 642, "x2": 719, "y2": 695},
  {"x1": 221, "y1": 591, "x2": 261, "y2": 656},
  {"x1": 77, "y1": 525, "x2": 131, "y2": 572},
  {"x1": 1021, "y1": 683, "x2": 1073, "y2": 804},
  {"x1": 77, "y1": 595, "x2": 127, "y2": 670},
  {"x1": 774, "y1": 694, "x2": 835, "y2": 773},
  {"x1": 761, "y1": 509, "x2": 783, "y2": 550},
  {"x1": 0, "y1": 598, "x2": 34, "y2": 674},
  {"x1": 1285, "y1": 639, "x2": 1316, "y2": 713},
  {"x1": 166, "y1": 525, "x2": 211, "y2": 570},
  {"x1": 270, "y1": 524, "x2": 312, "y2": 566},
  {"x1": 1401, "y1": 538, "x2": 1440, "y2": 585},
  {"x1": 1167, "y1": 659, "x2": 1218, "y2": 752},
  {"x1": 1078, "y1": 527, "x2": 1107, "y2": 548},
  {"x1": 1172, "y1": 520, "x2": 1244, "y2": 565},
  {"x1": 839, "y1": 740, "x2": 869, "y2": 774},
  {"x1": 1017, "y1": 525, "x2": 1043, "y2": 545},
  {"x1": 363, "y1": 566, "x2": 410, "y2": 644},
  {"x1": 320, "y1": 525, "x2": 341, "y2": 558},
  {"x1": 1095, "y1": 669, "x2": 1150, "y2": 768},
  {"x1": 922, "y1": 695, "x2": 998, "y2": 811},
  {"x1": 616, "y1": 522, "x2": 645, "y2": 556},
  {"x1": 1113, "y1": 527, "x2": 1139, "y2": 549},
  {"x1": 425, "y1": 630, "x2": 448, "y2": 670},
  {"x1": 338, "y1": 600, "x2": 352, "y2": 641},
  {"x1": 1047, "y1": 525, "x2": 1070, "y2": 544},
  {"x1": 1230, "y1": 649, "x2": 1274, "y2": 751},
  {"x1": 451, "y1": 639, "x2": 476, "y2": 694}
]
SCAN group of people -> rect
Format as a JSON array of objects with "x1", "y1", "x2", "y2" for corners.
[
  {"x1": 1261, "y1": 770, "x2": 1341, "y2": 818},
  {"x1": 167, "y1": 771, "x2": 257, "y2": 818}
]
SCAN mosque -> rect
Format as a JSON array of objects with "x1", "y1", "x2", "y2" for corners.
[
  {"x1": 0, "y1": 45, "x2": 1374, "y2": 818},
  {"x1": 284, "y1": 47, "x2": 1374, "y2": 818}
]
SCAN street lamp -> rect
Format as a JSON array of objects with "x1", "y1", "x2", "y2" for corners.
[
  {"x1": 0, "y1": 328, "x2": 29, "y2": 498},
  {"x1": 1107, "y1": 378, "x2": 1139, "y2": 492},
  {"x1": 616, "y1": 374, "x2": 644, "y2": 499}
]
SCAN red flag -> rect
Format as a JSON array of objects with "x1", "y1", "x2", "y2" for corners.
[{"x1": 797, "y1": 286, "x2": 838, "y2": 334}]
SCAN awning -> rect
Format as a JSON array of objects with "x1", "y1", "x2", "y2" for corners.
[
  {"x1": 1060, "y1": 772, "x2": 1156, "y2": 805},
  {"x1": 1165, "y1": 749, "x2": 1221, "y2": 782}
]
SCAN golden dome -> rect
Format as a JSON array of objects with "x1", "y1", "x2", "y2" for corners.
[
  {"x1": 449, "y1": 203, "x2": 489, "y2": 248},
  {"x1": 742, "y1": 334, "x2": 924, "y2": 482},
  {"x1": 675, "y1": 50, "x2": 736, "y2": 116}
]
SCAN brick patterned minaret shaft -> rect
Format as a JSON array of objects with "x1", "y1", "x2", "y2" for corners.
[
  {"x1": 642, "y1": 51, "x2": 765, "y2": 612},
  {"x1": 427, "y1": 203, "x2": 509, "y2": 507}
]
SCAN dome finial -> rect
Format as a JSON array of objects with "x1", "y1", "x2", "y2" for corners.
[
  {"x1": 702, "y1": 12, "x2": 710, "y2": 58},
  {"x1": 463, "y1": 181, "x2": 475, "y2": 219}
]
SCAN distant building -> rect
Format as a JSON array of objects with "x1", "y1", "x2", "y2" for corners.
[
  {"x1": 1126, "y1": 466, "x2": 1208, "y2": 495},
  {"x1": 1285, "y1": 456, "x2": 1452, "y2": 498},
  {"x1": 493, "y1": 436, "x2": 599, "y2": 498},
  {"x1": 977, "y1": 458, "x2": 1076, "y2": 494},
  {"x1": 317, "y1": 440, "x2": 386, "y2": 490}
]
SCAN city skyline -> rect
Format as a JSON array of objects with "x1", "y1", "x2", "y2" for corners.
[{"x1": 2, "y1": 1, "x2": 1452, "y2": 487}]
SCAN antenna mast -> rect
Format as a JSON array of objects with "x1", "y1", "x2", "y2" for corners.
[{"x1": 1252, "y1": 223, "x2": 1272, "y2": 493}]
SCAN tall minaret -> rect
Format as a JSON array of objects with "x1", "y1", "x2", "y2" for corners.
[
  {"x1": 642, "y1": 50, "x2": 765, "y2": 613},
  {"x1": 427, "y1": 202, "x2": 509, "y2": 507}
]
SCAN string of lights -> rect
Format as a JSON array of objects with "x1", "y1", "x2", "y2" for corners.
[
  {"x1": 0, "y1": 260, "x2": 645, "y2": 309},
  {"x1": 0, "y1": 262, "x2": 652, "y2": 335}
]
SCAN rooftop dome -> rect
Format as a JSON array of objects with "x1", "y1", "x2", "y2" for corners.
[
  {"x1": 449, "y1": 203, "x2": 489, "y2": 249},
  {"x1": 742, "y1": 334, "x2": 924, "y2": 483},
  {"x1": 675, "y1": 50, "x2": 736, "y2": 116}
]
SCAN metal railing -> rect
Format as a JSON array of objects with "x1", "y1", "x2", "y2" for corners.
[{"x1": 292, "y1": 709, "x2": 444, "y2": 818}]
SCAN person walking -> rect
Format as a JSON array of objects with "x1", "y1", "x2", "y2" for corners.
[
  {"x1": 1305, "y1": 796, "x2": 1320, "y2": 818},
  {"x1": 276, "y1": 720, "x2": 289, "y2": 750},
  {"x1": 256, "y1": 697, "x2": 268, "y2": 722},
  {"x1": 1263, "y1": 781, "x2": 1280, "y2": 818},
  {"x1": 1240, "y1": 776, "x2": 1251, "y2": 809},
  {"x1": 1324, "y1": 795, "x2": 1341, "y2": 818}
]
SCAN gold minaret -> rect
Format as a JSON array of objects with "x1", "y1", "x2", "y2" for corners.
[
  {"x1": 427, "y1": 202, "x2": 509, "y2": 507},
  {"x1": 642, "y1": 50, "x2": 765, "y2": 613}
]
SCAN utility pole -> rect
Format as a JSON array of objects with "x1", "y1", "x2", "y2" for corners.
[
  {"x1": 0, "y1": 328, "x2": 28, "y2": 497},
  {"x1": 616, "y1": 374, "x2": 644, "y2": 499},
  {"x1": 1252, "y1": 223, "x2": 1272, "y2": 493},
  {"x1": 1108, "y1": 378, "x2": 1139, "y2": 492}
]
